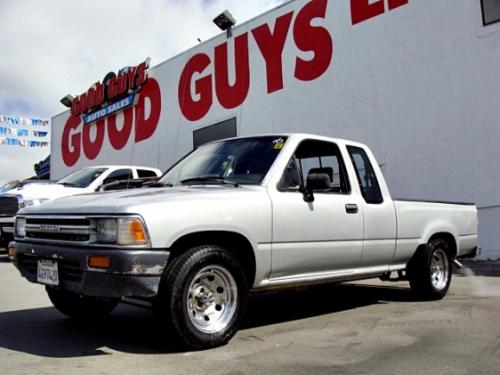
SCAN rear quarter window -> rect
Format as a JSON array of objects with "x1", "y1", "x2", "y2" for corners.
[
  {"x1": 347, "y1": 146, "x2": 383, "y2": 204},
  {"x1": 138, "y1": 169, "x2": 159, "y2": 178}
]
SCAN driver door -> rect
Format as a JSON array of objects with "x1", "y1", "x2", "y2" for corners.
[{"x1": 269, "y1": 139, "x2": 364, "y2": 279}]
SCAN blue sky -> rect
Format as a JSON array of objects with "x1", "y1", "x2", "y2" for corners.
[{"x1": 0, "y1": 0, "x2": 285, "y2": 185}]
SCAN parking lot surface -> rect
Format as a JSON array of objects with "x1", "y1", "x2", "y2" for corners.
[{"x1": 1, "y1": 257, "x2": 499, "y2": 374}]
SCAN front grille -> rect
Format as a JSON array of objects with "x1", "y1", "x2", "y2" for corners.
[
  {"x1": 24, "y1": 217, "x2": 96, "y2": 244},
  {"x1": 0, "y1": 195, "x2": 20, "y2": 217},
  {"x1": 26, "y1": 232, "x2": 90, "y2": 242},
  {"x1": 17, "y1": 255, "x2": 84, "y2": 283},
  {"x1": 27, "y1": 218, "x2": 91, "y2": 226}
]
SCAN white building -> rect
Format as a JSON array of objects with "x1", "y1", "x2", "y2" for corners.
[{"x1": 50, "y1": 0, "x2": 500, "y2": 260}]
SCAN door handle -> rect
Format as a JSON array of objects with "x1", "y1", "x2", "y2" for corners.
[{"x1": 345, "y1": 204, "x2": 358, "y2": 214}]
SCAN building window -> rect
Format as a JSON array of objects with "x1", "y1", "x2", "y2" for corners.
[
  {"x1": 193, "y1": 118, "x2": 237, "y2": 148},
  {"x1": 482, "y1": 0, "x2": 500, "y2": 25}
]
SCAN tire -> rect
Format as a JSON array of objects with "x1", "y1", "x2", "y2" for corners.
[
  {"x1": 407, "y1": 238, "x2": 452, "y2": 300},
  {"x1": 46, "y1": 287, "x2": 120, "y2": 319},
  {"x1": 154, "y1": 245, "x2": 248, "y2": 350}
]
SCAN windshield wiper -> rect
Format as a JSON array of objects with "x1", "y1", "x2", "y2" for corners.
[
  {"x1": 148, "y1": 182, "x2": 173, "y2": 188},
  {"x1": 180, "y1": 177, "x2": 239, "y2": 187}
]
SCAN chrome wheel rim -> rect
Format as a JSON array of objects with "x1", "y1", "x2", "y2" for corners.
[
  {"x1": 187, "y1": 265, "x2": 238, "y2": 334},
  {"x1": 430, "y1": 248, "x2": 449, "y2": 291}
]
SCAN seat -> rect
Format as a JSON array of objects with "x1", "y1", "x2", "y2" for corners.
[{"x1": 308, "y1": 167, "x2": 333, "y2": 182}]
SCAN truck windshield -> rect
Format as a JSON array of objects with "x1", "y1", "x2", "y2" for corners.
[
  {"x1": 57, "y1": 167, "x2": 108, "y2": 188},
  {"x1": 159, "y1": 136, "x2": 288, "y2": 186}
]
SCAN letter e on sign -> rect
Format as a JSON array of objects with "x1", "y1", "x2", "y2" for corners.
[{"x1": 351, "y1": 0, "x2": 409, "y2": 25}]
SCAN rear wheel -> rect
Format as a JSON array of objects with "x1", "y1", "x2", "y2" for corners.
[
  {"x1": 407, "y1": 238, "x2": 452, "y2": 300},
  {"x1": 46, "y1": 287, "x2": 120, "y2": 319},
  {"x1": 154, "y1": 245, "x2": 248, "y2": 350}
]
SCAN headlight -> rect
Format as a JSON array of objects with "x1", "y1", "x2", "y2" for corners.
[
  {"x1": 22, "y1": 198, "x2": 50, "y2": 207},
  {"x1": 95, "y1": 217, "x2": 148, "y2": 246},
  {"x1": 15, "y1": 217, "x2": 26, "y2": 238},
  {"x1": 96, "y1": 218, "x2": 117, "y2": 243}
]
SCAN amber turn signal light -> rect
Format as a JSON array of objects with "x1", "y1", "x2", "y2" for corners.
[
  {"x1": 88, "y1": 255, "x2": 111, "y2": 269},
  {"x1": 7, "y1": 245, "x2": 16, "y2": 257}
]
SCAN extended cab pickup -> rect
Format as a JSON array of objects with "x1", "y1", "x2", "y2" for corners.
[{"x1": 10, "y1": 134, "x2": 478, "y2": 349}]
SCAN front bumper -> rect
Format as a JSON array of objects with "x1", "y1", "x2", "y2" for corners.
[
  {"x1": 11, "y1": 241, "x2": 170, "y2": 298},
  {"x1": 0, "y1": 218, "x2": 15, "y2": 251}
]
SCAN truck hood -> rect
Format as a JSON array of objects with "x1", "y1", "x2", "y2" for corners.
[
  {"x1": 19, "y1": 185, "x2": 266, "y2": 215},
  {"x1": 6, "y1": 183, "x2": 86, "y2": 201}
]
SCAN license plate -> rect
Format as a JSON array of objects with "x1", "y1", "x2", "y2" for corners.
[{"x1": 37, "y1": 260, "x2": 59, "y2": 286}]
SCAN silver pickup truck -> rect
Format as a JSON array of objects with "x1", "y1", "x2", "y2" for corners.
[{"x1": 10, "y1": 134, "x2": 478, "y2": 349}]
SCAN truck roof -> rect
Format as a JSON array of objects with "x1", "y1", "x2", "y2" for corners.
[{"x1": 205, "y1": 133, "x2": 369, "y2": 150}]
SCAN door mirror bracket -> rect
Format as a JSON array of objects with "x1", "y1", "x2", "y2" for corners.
[{"x1": 300, "y1": 185, "x2": 315, "y2": 203}]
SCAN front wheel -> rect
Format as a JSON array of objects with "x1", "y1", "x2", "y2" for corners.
[
  {"x1": 407, "y1": 238, "x2": 452, "y2": 300},
  {"x1": 154, "y1": 245, "x2": 248, "y2": 350},
  {"x1": 46, "y1": 287, "x2": 120, "y2": 319}
]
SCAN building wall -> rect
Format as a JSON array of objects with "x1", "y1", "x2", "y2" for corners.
[{"x1": 51, "y1": 0, "x2": 500, "y2": 259}]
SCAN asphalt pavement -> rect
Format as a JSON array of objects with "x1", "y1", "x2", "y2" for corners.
[{"x1": 0, "y1": 256, "x2": 499, "y2": 374}]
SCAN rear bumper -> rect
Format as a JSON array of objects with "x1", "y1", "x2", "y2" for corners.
[
  {"x1": 458, "y1": 246, "x2": 480, "y2": 259},
  {"x1": 11, "y1": 241, "x2": 170, "y2": 298}
]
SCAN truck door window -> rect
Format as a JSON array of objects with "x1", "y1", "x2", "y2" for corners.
[
  {"x1": 104, "y1": 169, "x2": 133, "y2": 184},
  {"x1": 347, "y1": 146, "x2": 383, "y2": 204},
  {"x1": 280, "y1": 140, "x2": 350, "y2": 194}
]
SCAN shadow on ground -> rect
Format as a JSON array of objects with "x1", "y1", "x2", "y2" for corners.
[{"x1": 0, "y1": 283, "x2": 414, "y2": 358}]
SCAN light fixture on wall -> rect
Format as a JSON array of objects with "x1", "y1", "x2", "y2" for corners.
[
  {"x1": 213, "y1": 10, "x2": 236, "y2": 38},
  {"x1": 60, "y1": 94, "x2": 74, "y2": 108}
]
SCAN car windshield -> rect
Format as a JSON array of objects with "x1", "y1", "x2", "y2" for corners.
[
  {"x1": 158, "y1": 136, "x2": 288, "y2": 186},
  {"x1": 57, "y1": 167, "x2": 108, "y2": 188},
  {"x1": 0, "y1": 181, "x2": 20, "y2": 193}
]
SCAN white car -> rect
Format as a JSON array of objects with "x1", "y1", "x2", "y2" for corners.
[{"x1": 0, "y1": 165, "x2": 161, "y2": 250}]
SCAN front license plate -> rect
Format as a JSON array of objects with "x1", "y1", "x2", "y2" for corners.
[{"x1": 37, "y1": 260, "x2": 59, "y2": 286}]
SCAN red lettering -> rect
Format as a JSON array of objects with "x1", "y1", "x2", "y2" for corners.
[
  {"x1": 70, "y1": 97, "x2": 80, "y2": 116},
  {"x1": 86, "y1": 87, "x2": 96, "y2": 109},
  {"x1": 252, "y1": 12, "x2": 294, "y2": 94},
  {"x1": 94, "y1": 82, "x2": 105, "y2": 107},
  {"x1": 294, "y1": 0, "x2": 333, "y2": 81},
  {"x1": 70, "y1": 60, "x2": 150, "y2": 116},
  {"x1": 78, "y1": 92, "x2": 89, "y2": 114},
  {"x1": 62, "y1": 77, "x2": 162, "y2": 164},
  {"x1": 351, "y1": 0, "x2": 384, "y2": 25},
  {"x1": 351, "y1": 0, "x2": 409, "y2": 25},
  {"x1": 82, "y1": 119, "x2": 105, "y2": 160},
  {"x1": 388, "y1": 0, "x2": 408, "y2": 11},
  {"x1": 116, "y1": 73, "x2": 128, "y2": 96},
  {"x1": 178, "y1": 53, "x2": 212, "y2": 121},
  {"x1": 135, "y1": 78, "x2": 162, "y2": 143},
  {"x1": 107, "y1": 108, "x2": 133, "y2": 150},
  {"x1": 107, "y1": 76, "x2": 119, "y2": 99},
  {"x1": 127, "y1": 67, "x2": 137, "y2": 91},
  {"x1": 214, "y1": 33, "x2": 250, "y2": 109},
  {"x1": 61, "y1": 115, "x2": 81, "y2": 167},
  {"x1": 135, "y1": 60, "x2": 149, "y2": 86}
]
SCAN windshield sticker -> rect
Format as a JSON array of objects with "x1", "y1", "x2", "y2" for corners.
[{"x1": 273, "y1": 138, "x2": 285, "y2": 150}]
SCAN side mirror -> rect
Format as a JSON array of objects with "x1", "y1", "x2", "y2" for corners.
[{"x1": 302, "y1": 173, "x2": 331, "y2": 203}]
